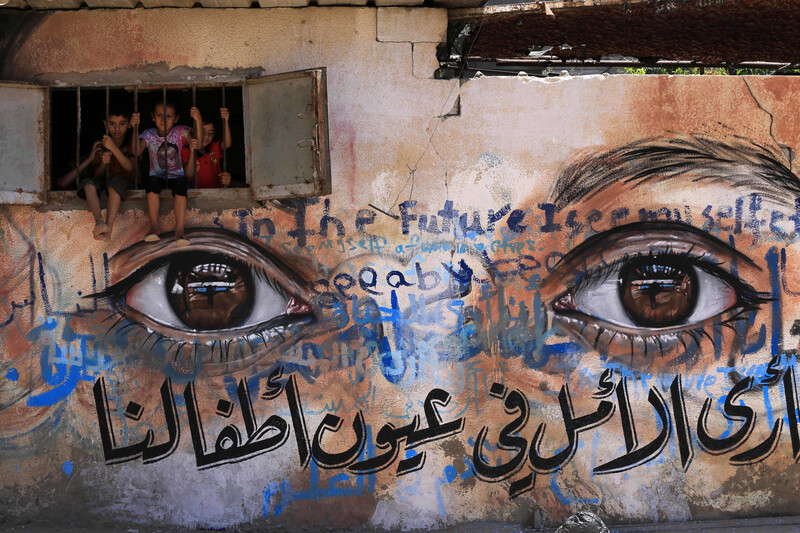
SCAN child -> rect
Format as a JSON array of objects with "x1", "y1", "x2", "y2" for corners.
[
  {"x1": 61, "y1": 104, "x2": 135, "y2": 241},
  {"x1": 55, "y1": 141, "x2": 102, "y2": 190},
  {"x1": 131, "y1": 101, "x2": 201, "y2": 245},
  {"x1": 183, "y1": 107, "x2": 232, "y2": 188}
]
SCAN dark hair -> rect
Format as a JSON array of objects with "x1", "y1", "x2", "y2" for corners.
[
  {"x1": 550, "y1": 135, "x2": 800, "y2": 210},
  {"x1": 153, "y1": 99, "x2": 179, "y2": 115},
  {"x1": 107, "y1": 101, "x2": 132, "y2": 120},
  {"x1": 201, "y1": 112, "x2": 220, "y2": 138}
]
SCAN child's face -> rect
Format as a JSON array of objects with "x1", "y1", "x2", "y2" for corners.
[
  {"x1": 103, "y1": 115, "x2": 130, "y2": 144},
  {"x1": 202, "y1": 123, "x2": 216, "y2": 148},
  {"x1": 151, "y1": 104, "x2": 178, "y2": 135}
]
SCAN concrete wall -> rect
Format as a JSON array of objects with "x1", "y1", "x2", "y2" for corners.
[{"x1": 2, "y1": 7, "x2": 800, "y2": 530}]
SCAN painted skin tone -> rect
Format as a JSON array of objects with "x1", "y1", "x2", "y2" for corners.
[
  {"x1": 189, "y1": 107, "x2": 233, "y2": 187},
  {"x1": 525, "y1": 139, "x2": 800, "y2": 510},
  {"x1": 538, "y1": 138, "x2": 795, "y2": 373},
  {"x1": 8, "y1": 133, "x2": 800, "y2": 524},
  {"x1": 131, "y1": 104, "x2": 202, "y2": 243}
]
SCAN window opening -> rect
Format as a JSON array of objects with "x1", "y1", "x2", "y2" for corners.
[
  {"x1": 51, "y1": 84, "x2": 247, "y2": 192},
  {"x1": 1, "y1": 67, "x2": 328, "y2": 206}
]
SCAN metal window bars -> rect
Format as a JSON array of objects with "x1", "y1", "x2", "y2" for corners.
[
  {"x1": 69, "y1": 83, "x2": 234, "y2": 191},
  {"x1": 192, "y1": 84, "x2": 197, "y2": 188},
  {"x1": 105, "y1": 86, "x2": 110, "y2": 183},
  {"x1": 133, "y1": 86, "x2": 139, "y2": 189},
  {"x1": 222, "y1": 84, "x2": 228, "y2": 185},
  {"x1": 75, "y1": 86, "x2": 80, "y2": 187},
  {"x1": 162, "y1": 84, "x2": 169, "y2": 180}
]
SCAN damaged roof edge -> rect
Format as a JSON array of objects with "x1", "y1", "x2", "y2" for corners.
[{"x1": 446, "y1": 0, "x2": 800, "y2": 64}]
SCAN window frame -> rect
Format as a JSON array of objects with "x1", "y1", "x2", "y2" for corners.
[{"x1": 0, "y1": 69, "x2": 331, "y2": 208}]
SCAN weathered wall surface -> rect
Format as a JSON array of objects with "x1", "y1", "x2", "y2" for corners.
[{"x1": 2, "y1": 7, "x2": 800, "y2": 530}]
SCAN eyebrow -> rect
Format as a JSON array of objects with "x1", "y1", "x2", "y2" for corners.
[{"x1": 549, "y1": 135, "x2": 800, "y2": 211}]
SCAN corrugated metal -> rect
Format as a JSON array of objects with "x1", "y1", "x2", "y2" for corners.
[{"x1": 448, "y1": 0, "x2": 800, "y2": 63}]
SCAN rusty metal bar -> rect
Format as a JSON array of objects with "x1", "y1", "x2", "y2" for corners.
[
  {"x1": 192, "y1": 84, "x2": 197, "y2": 188},
  {"x1": 162, "y1": 84, "x2": 168, "y2": 179},
  {"x1": 133, "y1": 86, "x2": 139, "y2": 189},
  {"x1": 221, "y1": 84, "x2": 227, "y2": 187},
  {"x1": 75, "y1": 86, "x2": 80, "y2": 189},
  {"x1": 105, "y1": 86, "x2": 110, "y2": 182}
]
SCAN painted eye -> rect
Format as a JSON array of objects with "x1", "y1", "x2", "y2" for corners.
[
  {"x1": 90, "y1": 229, "x2": 314, "y2": 356},
  {"x1": 125, "y1": 251, "x2": 308, "y2": 335},
  {"x1": 542, "y1": 222, "x2": 772, "y2": 360},
  {"x1": 555, "y1": 254, "x2": 738, "y2": 330}
]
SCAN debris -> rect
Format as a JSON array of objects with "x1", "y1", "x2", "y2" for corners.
[{"x1": 555, "y1": 511, "x2": 610, "y2": 533}]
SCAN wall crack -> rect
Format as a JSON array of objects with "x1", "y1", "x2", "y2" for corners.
[{"x1": 742, "y1": 77, "x2": 781, "y2": 152}]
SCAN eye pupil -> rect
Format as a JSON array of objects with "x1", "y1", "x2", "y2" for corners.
[
  {"x1": 619, "y1": 258, "x2": 698, "y2": 328},
  {"x1": 166, "y1": 254, "x2": 255, "y2": 331}
]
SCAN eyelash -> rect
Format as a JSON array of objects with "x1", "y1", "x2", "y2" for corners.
[
  {"x1": 572, "y1": 247, "x2": 713, "y2": 292},
  {"x1": 93, "y1": 253, "x2": 312, "y2": 369},
  {"x1": 556, "y1": 249, "x2": 772, "y2": 360},
  {"x1": 101, "y1": 310, "x2": 301, "y2": 366}
]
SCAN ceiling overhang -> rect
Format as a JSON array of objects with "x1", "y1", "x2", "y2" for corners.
[{"x1": 448, "y1": 0, "x2": 800, "y2": 65}]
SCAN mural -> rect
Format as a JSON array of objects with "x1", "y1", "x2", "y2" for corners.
[
  {"x1": 1, "y1": 9, "x2": 800, "y2": 527},
  {"x1": 4, "y1": 130, "x2": 800, "y2": 528}
]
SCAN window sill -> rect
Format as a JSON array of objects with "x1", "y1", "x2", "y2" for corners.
[{"x1": 45, "y1": 187, "x2": 259, "y2": 212}]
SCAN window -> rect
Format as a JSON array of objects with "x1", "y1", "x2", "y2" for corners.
[{"x1": 0, "y1": 69, "x2": 331, "y2": 206}]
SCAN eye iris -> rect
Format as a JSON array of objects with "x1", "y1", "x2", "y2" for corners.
[
  {"x1": 166, "y1": 256, "x2": 255, "y2": 331},
  {"x1": 618, "y1": 258, "x2": 698, "y2": 328}
]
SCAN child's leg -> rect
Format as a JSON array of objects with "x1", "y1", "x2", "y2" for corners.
[
  {"x1": 144, "y1": 175, "x2": 163, "y2": 241},
  {"x1": 146, "y1": 192, "x2": 161, "y2": 237},
  {"x1": 172, "y1": 178, "x2": 189, "y2": 245},
  {"x1": 103, "y1": 188, "x2": 122, "y2": 241},
  {"x1": 84, "y1": 183, "x2": 110, "y2": 240},
  {"x1": 174, "y1": 194, "x2": 187, "y2": 240},
  {"x1": 104, "y1": 177, "x2": 130, "y2": 241}
]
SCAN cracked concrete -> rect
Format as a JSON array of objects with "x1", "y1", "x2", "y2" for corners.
[
  {"x1": 4, "y1": 9, "x2": 800, "y2": 530},
  {"x1": 742, "y1": 76, "x2": 782, "y2": 158}
]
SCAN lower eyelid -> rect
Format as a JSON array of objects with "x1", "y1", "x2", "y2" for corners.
[
  {"x1": 104, "y1": 313, "x2": 314, "y2": 375},
  {"x1": 551, "y1": 308, "x2": 754, "y2": 365}
]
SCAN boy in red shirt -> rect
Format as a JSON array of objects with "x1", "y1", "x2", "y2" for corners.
[{"x1": 184, "y1": 107, "x2": 233, "y2": 188}]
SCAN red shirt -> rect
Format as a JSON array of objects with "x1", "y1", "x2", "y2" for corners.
[{"x1": 182, "y1": 140, "x2": 224, "y2": 188}]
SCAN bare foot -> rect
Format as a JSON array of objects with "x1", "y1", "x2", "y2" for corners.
[
  {"x1": 98, "y1": 224, "x2": 112, "y2": 241},
  {"x1": 93, "y1": 223, "x2": 111, "y2": 241}
]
